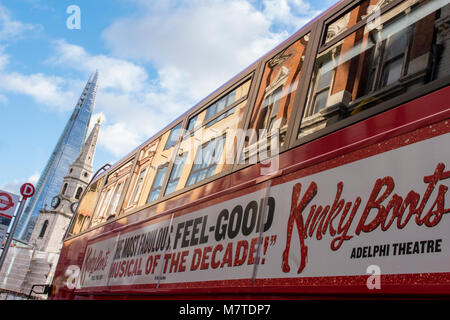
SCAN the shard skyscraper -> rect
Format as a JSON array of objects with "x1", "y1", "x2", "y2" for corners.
[{"x1": 15, "y1": 71, "x2": 99, "y2": 242}]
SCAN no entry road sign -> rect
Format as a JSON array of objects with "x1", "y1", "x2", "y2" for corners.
[{"x1": 20, "y1": 183, "x2": 35, "y2": 199}]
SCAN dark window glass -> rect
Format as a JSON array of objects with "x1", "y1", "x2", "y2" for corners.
[
  {"x1": 187, "y1": 115, "x2": 198, "y2": 133},
  {"x1": 75, "y1": 187, "x2": 83, "y2": 200},
  {"x1": 62, "y1": 183, "x2": 68, "y2": 195},
  {"x1": 39, "y1": 220, "x2": 48, "y2": 238}
]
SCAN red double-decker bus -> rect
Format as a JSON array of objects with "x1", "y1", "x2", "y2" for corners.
[{"x1": 50, "y1": 0, "x2": 450, "y2": 299}]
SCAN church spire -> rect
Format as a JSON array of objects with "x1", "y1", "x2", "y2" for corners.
[{"x1": 73, "y1": 119, "x2": 101, "y2": 171}]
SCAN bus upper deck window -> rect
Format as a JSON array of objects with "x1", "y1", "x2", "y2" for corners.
[
  {"x1": 243, "y1": 34, "x2": 310, "y2": 162},
  {"x1": 161, "y1": 78, "x2": 251, "y2": 195},
  {"x1": 68, "y1": 175, "x2": 105, "y2": 236},
  {"x1": 90, "y1": 160, "x2": 133, "y2": 227},
  {"x1": 141, "y1": 124, "x2": 182, "y2": 204},
  {"x1": 298, "y1": 0, "x2": 450, "y2": 139},
  {"x1": 122, "y1": 140, "x2": 158, "y2": 213},
  {"x1": 324, "y1": 0, "x2": 396, "y2": 44}
]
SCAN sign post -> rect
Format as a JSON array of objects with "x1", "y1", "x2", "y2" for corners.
[{"x1": 0, "y1": 183, "x2": 35, "y2": 273}]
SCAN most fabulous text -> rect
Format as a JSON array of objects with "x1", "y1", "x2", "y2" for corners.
[{"x1": 105, "y1": 197, "x2": 277, "y2": 279}]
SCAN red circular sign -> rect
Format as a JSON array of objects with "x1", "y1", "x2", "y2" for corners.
[
  {"x1": 0, "y1": 192, "x2": 14, "y2": 211},
  {"x1": 20, "y1": 183, "x2": 35, "y2": 198}
]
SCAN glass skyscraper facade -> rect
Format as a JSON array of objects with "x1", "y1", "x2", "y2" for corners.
[{"x1": 15, "y1": 71, "x2": 98, "y2": 242}]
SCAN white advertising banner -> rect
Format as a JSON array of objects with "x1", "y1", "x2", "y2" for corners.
[
  {"x1": 0, "y1": 190, "x2": 20, "y2": 245},
  {"x1": 79, "y1": 132, "x2": 450, "y2": 290}
]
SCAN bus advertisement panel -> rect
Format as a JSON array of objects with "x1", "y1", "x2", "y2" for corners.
[{"x1": 76, "y1": 121, "x2": 449, "y2": 294}]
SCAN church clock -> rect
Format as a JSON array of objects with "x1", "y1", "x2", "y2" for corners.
[
  {"x1": 51, "y1": 196, "x2": 61, "y2": 208},
  {"x1": 71, "y1": 201, "x2": 79, "y2": 214}
]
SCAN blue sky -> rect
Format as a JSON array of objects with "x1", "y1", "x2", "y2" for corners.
[{"x1": 0, "y1": 0, "x2": 338, "y2": 195}]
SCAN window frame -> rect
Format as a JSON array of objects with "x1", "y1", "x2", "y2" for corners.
[{"x1": 318, "y1": 0, "x2": 405, "y2": 55}]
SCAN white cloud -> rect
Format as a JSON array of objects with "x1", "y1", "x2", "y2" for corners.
[
  {"x1": 0, "y1": 45, "x2": 8, "y2": 70},
  {"x1": 261, "y1": 0, "x2": 321, "y2": 29},
  {"x1": 0, "y1": 173, "x2": 40, "y2": 195},
  {"x1": 0, "y1": 71, "x2": 77, "y2": 110},
  {"x1": 102, "y1": 0, "x2": 291, "y2": 100},
  {"x1": 50, "y1": 40, "x2": 149, "y2": 93},
  {"x1": 99, "y1": 122, "x2": 142, "y2": 157},
  {"x1": 0, "y1": 7, "x2": 69, "y2": 111},
  {"x1": 0, "y1": 4, "x2": 41, "y2": 41}
]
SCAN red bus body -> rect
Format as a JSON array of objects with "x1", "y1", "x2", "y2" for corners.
[{"x1": 49, "y1": 0, "x2": 450, "y2": 299}]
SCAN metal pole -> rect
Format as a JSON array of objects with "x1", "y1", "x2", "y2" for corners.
[{"x1": 0, "y1": 197, "x2": 27, "y2": 272}]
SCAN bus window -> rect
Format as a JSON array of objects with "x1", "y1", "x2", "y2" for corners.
[
  {"x1": 164, "y1": 123, "x2": 182, "y2": 150},
  {"x1": 141, "y1": 122, "x2": 181, "y2": 204},
  {"x1": 164, "y1": 151, "x2": 188, "y2": 196},
  {"x1": 129, "y1": 168, "x2": 147, "y2": 205},
  {"x1": 147, "y1": 163, "x2": 169, "y2": 203},
  {"x1": 298, "y1": 0, "x2": 450, "y2": 139},
  {"x1": 90, "y1": 160, "x2": 133, "y2": 226},
  {"x1": 68, "y1": 175, "x2": 105, "y2": 236},
  {"x1": 186, "y1": 135, "x2": 226, "y2": 186},
  {"x1": 122, "y1": 140, "x2": 158, "y2": 213},
  {"x1": 243, "y1": 34, "x2": 310, "y2": 161},
  {"x1": 324, "y1": 0, "x2": 394, "y2": 44},
  {"x1": 163, "y1": 79, "x2": 251, "y2": 195}
]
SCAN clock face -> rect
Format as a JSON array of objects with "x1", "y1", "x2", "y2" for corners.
[
  {"x1": 71, "y1": 201, "x2": 79, "y2": 213},
  {"x1": 51, "y1": 196, "x2": 60, "y2": 208}
]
